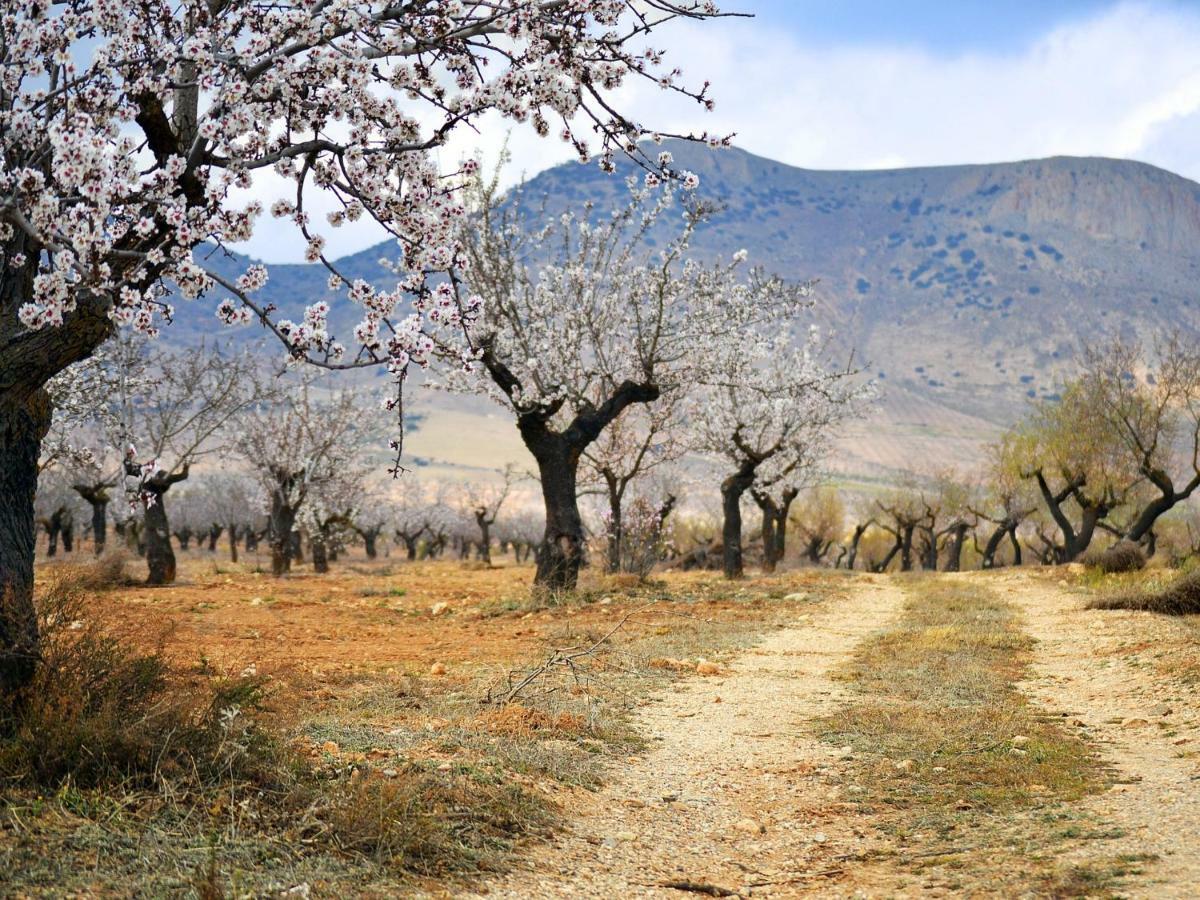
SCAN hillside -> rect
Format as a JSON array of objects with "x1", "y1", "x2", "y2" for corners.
[{"x1": 191, "y1": 144, "x2": 1200, "y2": 483}]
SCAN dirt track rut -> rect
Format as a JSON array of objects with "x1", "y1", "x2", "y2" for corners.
[
  {"x1": 465, "y1": 579, "x2": 906, "y2": 899},
  {"x1": 1004, "y1": 575, "x2": 1200, "y2": 898}
]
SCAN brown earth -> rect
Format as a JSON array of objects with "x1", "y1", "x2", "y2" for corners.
[{"x1": 21, "y1": 551, "x2": 1200, "y2": 897}]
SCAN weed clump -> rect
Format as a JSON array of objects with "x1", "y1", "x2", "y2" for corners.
[
  {"x1": 0, "y1": 573, "x2": 277, "y2": 790},
  {"x1": 321, "y1": 768, "x2": 550, "y2": 874},
  {"x1": 1089, "y1": 570, "x2": 1200, "y2": 615},
  {"x1": 475, "y1": 703, "x2": 586, "y2": 737},
  {"x1": 50, "y1": 550, "x2": 135, "y2": 591},
  {"x1": 1082, "y1": 541, "x2": 1146, "y2": 574}
]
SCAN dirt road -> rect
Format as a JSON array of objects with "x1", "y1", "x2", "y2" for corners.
[
  {"x1": 465, "y1": 571, "x2": 1200, "y2": 899},
  {"x1": 465, "y1": 578, "x2": 906, "y2": 899},
  {"x1": 1006, "y1": 574, "x2": 1200, "y2": 898}
]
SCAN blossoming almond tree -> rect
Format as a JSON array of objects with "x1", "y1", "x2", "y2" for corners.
[
  {"x1": 115, "y1": 339, "x2": 264, "y2": 584},
  {"x1": 458, "y1": 464, "x2": 518, "y2": 565},
  {"x1": 691, "y1": 328, "x2": 868, "y2": 579},
  {"x1": 299, "y1": 464, "x2": 364, "y2": 573},
  {"x1": 452, "y1": 177, "x2": 795, "y2": 590},
  {"x1": 41, "y1": 348, "x2": 128, "y2": 554},
  {"x1": 582, "y1": 392, "x2": 685, "y2": 572},
  {"x1": 235, "y1": 374, "x2": 374, "y2": 577},
  {"x1": 0, "y1": 0, "x2": 729, "y2": 688},
  {"x1": 189, "y1": 469, "x2": 260, "y2": 562}
]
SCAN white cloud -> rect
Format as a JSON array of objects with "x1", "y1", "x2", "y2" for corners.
[
  {"x1": 232, "y1": 1, "x2": 1200, "y2": 263},
  {"x1": 652, "y1": 1, "x2": 1200, "y2": 173}
]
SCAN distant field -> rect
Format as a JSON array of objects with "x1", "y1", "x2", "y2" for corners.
[{"x1": 404, "y1": 380, "x2": 1004, "y2": 492}]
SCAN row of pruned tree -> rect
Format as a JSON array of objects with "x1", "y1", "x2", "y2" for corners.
[
  {"x1": 36, "y1": 341, "x2": 557, "y2": 579},
  {"x1": 781, "y1": 335, "x2": 1200, "y2": 572}
]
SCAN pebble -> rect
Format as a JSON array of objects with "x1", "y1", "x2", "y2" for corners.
[
  {"x1": 430, "y1": 601, "x2": 449, "y2": 616},
  {"x1": 733, "y1": 818, "x2": 765, "y2": 835}
]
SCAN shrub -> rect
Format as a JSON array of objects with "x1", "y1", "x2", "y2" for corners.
[
  {"x1": 1088, "y1": 570, "x2": 1200, "y2": 615},
  {"x1": 0, "y1": 575, "x2": 278, "y2": 790},
  {"x1": 0, "y1": 576, "x2": 554, "y2": 882},
  {"x1": 1083, "y1": 541, "x2": 1146, "y2": 574},
  {"x1": 605, "y1": 497, "x2": 671, "y2": 580},
  {"x1": 47, "y1": 549, "x2": 135, "y2": 591}
]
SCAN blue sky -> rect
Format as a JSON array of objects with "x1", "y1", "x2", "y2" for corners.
[
  {"x1": 240, "y1": 1, "x2": 1200, "y2": 262},
  {"x1": 742, "y1": 1, "x2": 1125, "y2": 53}
]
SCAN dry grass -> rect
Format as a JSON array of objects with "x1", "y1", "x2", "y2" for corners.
[
  {"x1": 6, "y1": 552, "x2": 833, "y2": 896},
  {"x1": 1088, "y1": 569, "x2": 1200, "y2": 615},
  {"x1": 317, "y1": 767, "x2": 552, "y2": 875},
  {"x1": 1063, "y1": 564, "x2": 1200, "y2": 686},
  {"x1": 0, "y1": 563, "x2": 563, "y2": 895},
  {"x1": 0, "y1": 569, "x2": 275, "y2": 790},
  {"x1": 44, "y1": 549, "x2": 135, "y2": 591},
  {"x1": 821, "y1": 576, "x2": 1113, "y2": 895}
]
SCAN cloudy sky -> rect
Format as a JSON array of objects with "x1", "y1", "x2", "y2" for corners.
[{"x1": 239, "y1": 1, "x2": 1200, "y2": 262}]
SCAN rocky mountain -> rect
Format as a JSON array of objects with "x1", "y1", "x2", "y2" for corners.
[{"x1": 189, "y1": 143, "x2": 1200, "y2": 484}]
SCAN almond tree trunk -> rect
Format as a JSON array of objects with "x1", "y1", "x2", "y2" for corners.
[
  {"x1": 721, "y1": 464, "x2": 755, "y2": 579},
  {"x1": 604, "y1": 475, "x2": 622, "y2": 574},
  {"x1": 143, "y1": 490, "x2": 176, "y2": 585},
  {"x1": 0, "y1": 392, "x2": 51, "y2": 693},
  {"x1": 529, "y1": 437, "x2": 585, "y2": 591},
  {"x1": 474, "y1": 509, "x2": 493, "y2": 565},
  {"x1": 312, "y1": 533, "x2": 329, "y2": 573},
  {"x1": 942, "y1": 522, "x2": 969, "y2": 572},
  {"x1": 74, "y1": 484, "x2": 111, "y2": 555},
  {"x1": 269, "y1": 497, "x2": 296, "y2": 577}
]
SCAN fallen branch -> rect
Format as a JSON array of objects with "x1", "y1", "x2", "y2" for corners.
[
  {"x1": 656, "y1": 880, "x2": 739, "y2": 897},
  {"x1": 749, "y1": 867, "x2": 845, "y2": 887},
  {"x1": 487, "y1": 601, "x2": 658, "y2": 706}
]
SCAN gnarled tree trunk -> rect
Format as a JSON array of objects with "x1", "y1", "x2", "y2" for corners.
[
  {"x1": 60, "y1": 513, "x2": 74, "y2": 553},
  {"x1": 133, "y1": 466, "x2": 187, "y2": 586},
  {"x1": 753, "y1": 487, "x2": 795, "y2": 574},
  {"x1": 143, "y1": 490, "x2": 176, "y2": 585},
  {"x1": 474, "y1": 508, "x2": 493, "y2": 564},
  {"x1": 845, "y1": 520, "x2": 872, "y2": 571},
  {"x1": 311, "y1": 534, "x2": 329, "y2": 573},
  {"x1": 269, "y1": 497, "x2": 296, "y2": 577},
  {"x1": 942, "y1": 522, "x2": 970, "y2": 572},
  {"x1": 721, "y1": 464, "x2": 755, "y2": 579},
  {"x1": 529, "y1": 436, "x2": 585, "y2": 592},
  {"x1": 0, "y1": 242, "x2": 113, "y2": 690},
  {"x1": 74, "y1": 483, "x2": 111, "y2": 555},
  {"x1": 0, "y1": 392, "x2": 51, "y2": 693},
  {"x1": 604, "y1": 475, "x2": 622, "y2": 574}
]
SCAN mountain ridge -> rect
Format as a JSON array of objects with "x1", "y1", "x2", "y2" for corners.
[{"x1": 188, "y1": 143, "x2": 1200, "y2": 481}]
